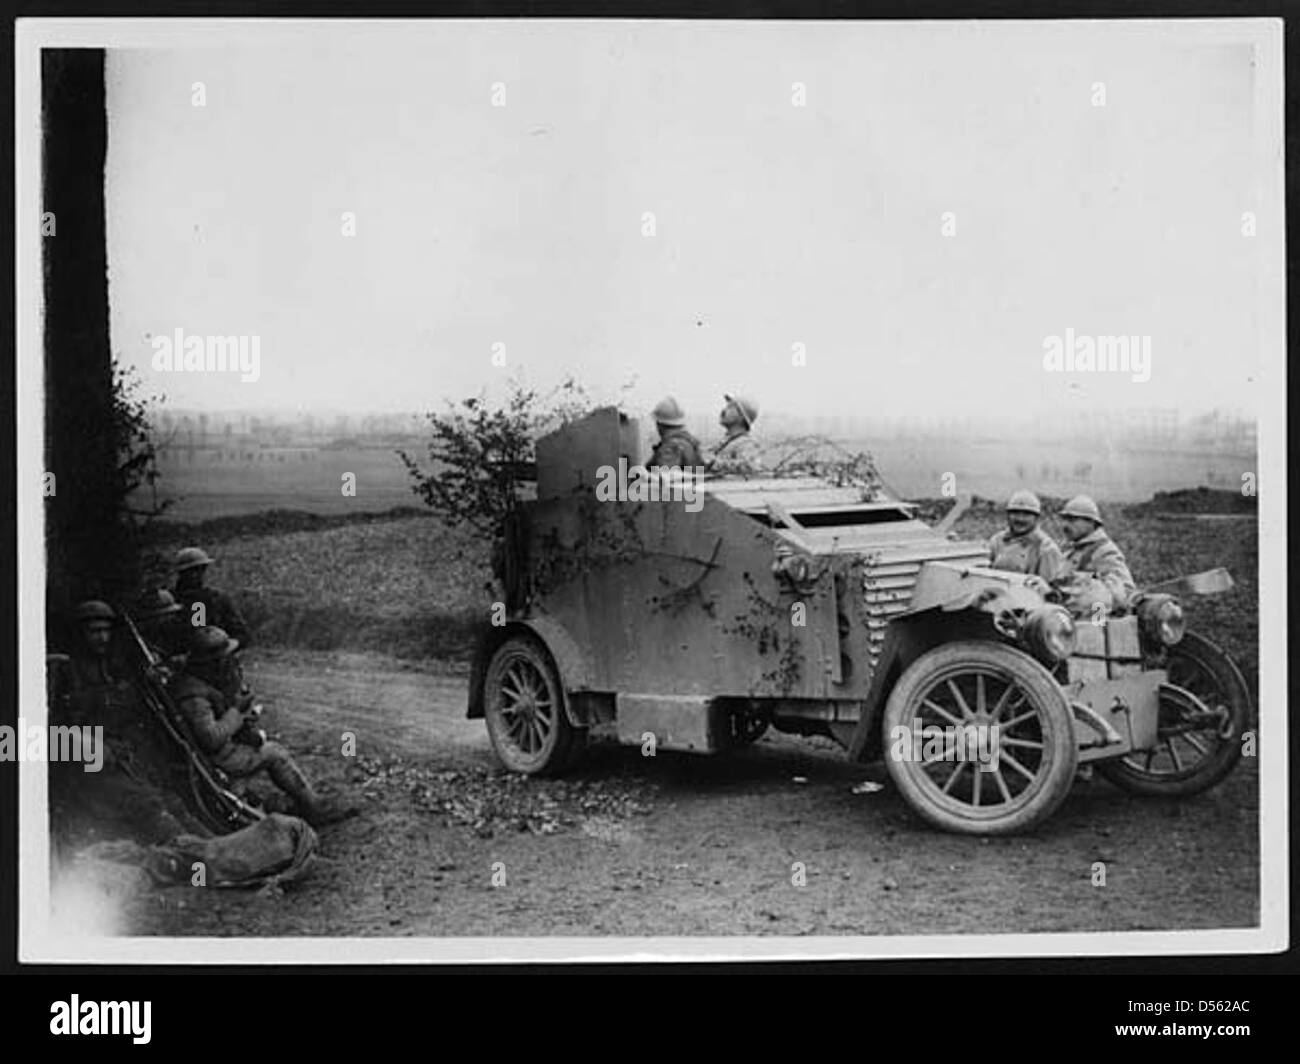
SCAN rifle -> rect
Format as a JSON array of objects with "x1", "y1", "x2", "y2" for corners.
[{"x1": 116, "y1": 608, "x2": 264, "y2": 830}]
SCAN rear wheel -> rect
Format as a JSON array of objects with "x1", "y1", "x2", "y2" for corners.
[
  {"x1": 484, "y1": 636, "x2": 586, "y2": 775},
  {"x1": 1097, "y1": 631, "x2": 1250, "y2": 797},
  {"x1": 882, "y1": 641, "x2": 1078, "y2": 836}
]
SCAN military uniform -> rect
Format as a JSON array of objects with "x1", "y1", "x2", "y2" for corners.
[
  {"x1": 1064, "y1": 528, "x2": 1136, "y2": 610},
  {"x1": 169, "y1": 670, "x2": 319, "y2": 810},
  {"x1": 987, "y1": 527, "x2": 1068, "y2": 582},
  {"x1": 707, "y1": 431, "x2": 765, "y2": 477},
  {"x1": 49, "y1": 650, "x2": 191, "y2": 842},
  {"x1": 649, "y1": 426, "x2": 704, "y2": 469},
  {"x1": 57, "y1": 653, "x2": 129, "y2": 722},
  {"x1": 173, "y1": 586, "x2": 252, "y2": 648}
]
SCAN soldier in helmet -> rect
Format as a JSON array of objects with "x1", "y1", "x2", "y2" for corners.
[
  {"x1": 706, "y1": 393, "x2": 766, "y2": 477},
  {"x1": 987, "y1": 491, "x2": 1068, "y2": 583},
  {"x1": 647, "y1": 396, "x2": 703, "y2": 469},
  {"x1": 56, "y1": 601, "x2": 135, "y2": 722},
  {"x1": 172, "y1": 547, "x2": 253, "y2": 649},
  {"x1": 133, "y1": 588, "x2": 188, "y2": 664},
  {"x1": 170, "y1": 626, "x2": 358, "y2": 827},
  {"x1": 49, "y1": 601, "x2": 191, "y2": 841},
  {"x1": 1056, "y1": 494, "x2": 1136, "y2": 614}
]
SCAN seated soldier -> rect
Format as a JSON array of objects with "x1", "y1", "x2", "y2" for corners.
[
  {"x1": 987, "y1": 491, "x2": 1068, "y2": 584},
  {"x1": 133, "y1": 588, "x2": 189, "y2": 668},
  {"x1": 172, "y1": 547, "x2": 253, "y2": 648},
  {"x1": 705, "y1": 393, "x2": 766, "y2": 477},
  {"x1": 647, "y1": 396, "x2": 703, "y2": 470},
  {"x1": 1055, "y1": 495, "x2": 1137, "y2": 616},
  {"x1": 57, "y1": 600, "x2": 135, "y2": 724},
  {"x1": 49, "y1": 600, "x2": 189, "y2": 842},
  {"x1": 169, "y1": 626, "x2": 358, "y2": 827}
]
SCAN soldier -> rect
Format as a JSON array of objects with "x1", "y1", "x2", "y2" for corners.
[
  {"x1": 49, "y1": 600, "x2": 189, "y2": 842},
  {"x1": 172, "y1": 547, "x2": 253, "y2": 648},
  {"x1": 170, "y1": 626, "x2": 358, "y2": 827},
  {"x1": 1057, "y1": 494, "x2": 1137, "y2": 614},
  {"x1": 133, "y1": 588, "x2": 188, "y2": 665},
  {"x1": 706, "y1": 393, "x2": 765, "y2": 477},
  {"x1": 647, "y1": 396, "x2": 703, "y2": 469},
  {"x1": 987, "y1": 491, "x2": 1068, "y2": 583},
  {"x1": 55, "y1": 600, "x2": 135, "y2": 723}
]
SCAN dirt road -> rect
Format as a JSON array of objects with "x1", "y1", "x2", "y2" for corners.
[{"x1": 142, "y1": 648, "x2": 1259, "y2": 939}]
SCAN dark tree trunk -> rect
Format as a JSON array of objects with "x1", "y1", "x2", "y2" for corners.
[{"x1": 43, "y1": 49, "x2": 126, "y2": 639}]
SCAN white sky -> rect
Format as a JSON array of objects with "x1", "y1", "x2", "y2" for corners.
[{"x1": 104, "y1": 20, "x2": 1279, "y2": 422}]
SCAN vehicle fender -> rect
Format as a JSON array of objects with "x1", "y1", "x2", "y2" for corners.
[
  {"x1": 846, "y1": 610, "x2": 1009, "y2": 762},
  {"x1": 905, "y1": 561, "x2": 1041, "y2": 616},
  {"x1": 466, "y1": 616, "x2": 593, "y2": 726}
]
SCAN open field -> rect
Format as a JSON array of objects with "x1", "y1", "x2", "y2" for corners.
[
  {"x1": 147, "y1": 438, "x2": 1256, "y2": 520},
  {"x1": 150, "y1": 446, "x2": 418, "y2": 519}
]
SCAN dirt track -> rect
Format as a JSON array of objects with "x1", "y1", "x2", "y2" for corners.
[{"x1": 140, "y1": 647, "x2": 1259, "y2": 938}]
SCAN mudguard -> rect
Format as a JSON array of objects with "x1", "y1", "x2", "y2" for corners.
[
  {"x1": 466, "y1": 615, "x2": 594, "y2": 726},
  {"x1": 905, "y1": 561, "x2": 1043, "y2": 616}
]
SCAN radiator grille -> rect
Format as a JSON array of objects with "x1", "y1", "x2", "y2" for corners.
[
  {"x1": 859, "y1": 548, "x2": 989, "y2": 669},
  {"x1": 861, "y1": 561, "x2": 921, "y2": 669}
]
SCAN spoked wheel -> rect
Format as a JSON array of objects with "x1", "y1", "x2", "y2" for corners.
[
  {"x1": 882, "y1": 641, "x2": 1078, "y2": 836},
  {"x1": 483, "y1": 636, "x2": 586, "y2": 775},
  {"x1": 1097, "y1": 631, "x2": 1250, "y2": 797}
]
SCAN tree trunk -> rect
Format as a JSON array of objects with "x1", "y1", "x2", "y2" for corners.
[{"x1": 43, "y1": 49, "x2": 126, "y2": 637}]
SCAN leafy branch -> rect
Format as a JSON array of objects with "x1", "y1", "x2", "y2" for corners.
[{"x1": 397, "y1": 375, "x2": 597, "y2": 536}]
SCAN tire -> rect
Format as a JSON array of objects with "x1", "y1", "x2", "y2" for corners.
[
  {"x1": 881, "y1": 641, "x2": 1078, "y2": 836},
  {"x1": 1097, "y1": 630, "x2": 1250, "y2": 797},
  {"x1": 483, "y1": 635, "x2": 586, "y2": 775}
]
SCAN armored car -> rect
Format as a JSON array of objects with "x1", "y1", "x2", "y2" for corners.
[{"x1": 469, "y1": 408, "x2": 1250, "y2": 835}]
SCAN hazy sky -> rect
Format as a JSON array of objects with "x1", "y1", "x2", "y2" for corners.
[{"x1": 105, "y1": 20, "x2": 1280, "y2": 422}]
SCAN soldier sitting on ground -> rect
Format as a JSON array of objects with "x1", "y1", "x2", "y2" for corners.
[
  {"x1": 647, "y1": 396, "x2": 703, "y2": 470},
  {"x1": 705, "y1": 393, "x2": 766, "y2": 477},
  {"x1": 133, "y1": 588, "x2": 189, "y2": 667},
  {"x1": 1054, "y1": 494, "x2": 1137, "y2": 616},
  {"x1": 172, "y1": 547, "x2": 253, "y2": 648},
  {"x1": 48, "y1": 600, "x2": 190, "y2": 842},
  {"x1": 56, "y1": 600, "x2": 136, "y2": 722},
  {"x1": 987, "y1": 490, "x2": 1068, "y2": 584},
  {"x1": 169, "y1": 626, "x2": 358, "y2": 828}
]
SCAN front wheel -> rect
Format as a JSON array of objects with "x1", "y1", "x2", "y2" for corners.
[
  {"x1": 483, "y1": 636, "x2": 586, "y2": 775},
  {"x1": 881, "y1": 641, "x2": 1078, "y2": 836},
  {"x1": 1097, "y1": 631, "x2": 1250, "y2": 797}
]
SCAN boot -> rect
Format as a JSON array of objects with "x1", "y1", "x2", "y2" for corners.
[
  {"x1": 270, "y1": 759, "x2": 358, "y2": 827},
  {"x1": 305, "y1": 793, "x2": 362, "y2": 827}
]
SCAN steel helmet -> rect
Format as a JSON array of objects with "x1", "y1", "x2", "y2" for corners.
[
  {"x1": 1059, "y1": 494, "x2": 1103, "y2": 525},
  {"x1": 1005, "y1": 490, "x2": 1042, "y2": 516},
  {"x1": 724, "y1": 394, "x2": 759, "y2": 430},
  {"x1": 176, "y1": 547, "x2": 214, "y2": 572},
  {"x1": 72, "y1": 600, "x2": 115, "y2": 623},
  {"x1": 136, "y1": 588, "x2": 182, "y2": 619},
  {"x1": 188, "y1": 625, "x2": 240, "y2": 661},
  {"x1": 651, "y1": 396, "x2": 687, "y2": 428}
]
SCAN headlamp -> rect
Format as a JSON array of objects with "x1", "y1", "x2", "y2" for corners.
[
  {"x1": 1138, "y1": 594, "x2": 1185, "y2": 646},
  {"x1": 1021, "y1": 605, "x2": 1076, "y2": 662}
]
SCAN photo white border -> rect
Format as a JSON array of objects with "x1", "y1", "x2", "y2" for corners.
[{"x1": 15, "y1": 16, "x2": 1288, "y2": 963}]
